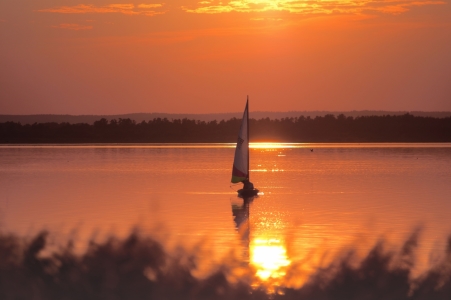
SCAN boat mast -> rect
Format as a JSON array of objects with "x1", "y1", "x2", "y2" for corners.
[{"x1": 247, "y1": 95, "x2": 250, "y2": 182}]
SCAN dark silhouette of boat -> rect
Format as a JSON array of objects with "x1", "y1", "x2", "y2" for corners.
[{"x1": 231, "y1": 97, "x2": 259, "y2": 197}]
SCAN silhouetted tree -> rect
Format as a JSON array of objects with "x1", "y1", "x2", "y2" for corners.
[{"x1": 1, "y1": 114, "x2": 450, "y2": 143}]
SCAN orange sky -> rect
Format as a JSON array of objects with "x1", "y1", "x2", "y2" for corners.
[{"x1": 1, "y1": 1, "x2": 450, "y2": 114}]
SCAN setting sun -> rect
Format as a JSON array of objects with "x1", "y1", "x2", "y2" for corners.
[{"x1": 250, "y1": 142, "x2": 298, "y2": 149}]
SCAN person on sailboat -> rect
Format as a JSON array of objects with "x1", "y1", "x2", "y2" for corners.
[{"x1": 243, "y1": 179, "x2": 254, "y2": 190}]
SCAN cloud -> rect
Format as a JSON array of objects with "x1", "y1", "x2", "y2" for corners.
[
  {"x1": 250, "y1": 17, "x2": 284, "y2": 22},
  {"x1": 35, "y1": 1, "x2": 447, "y2": 18},
  {"x1": 181, "y1": 0, "x2": 446, "y2": 16},
  {"x1": 37, "y1": 3, "x2": 166, "y2": 16},
  {"x1": 137, "y1": 4, "x2": 163, "y2": 9},
  {"x1": 51, "y1": 23, "x2": 93, "y2": 30}
]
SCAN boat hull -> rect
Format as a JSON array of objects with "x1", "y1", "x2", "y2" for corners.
[{"x1": 237, "y1": 188, "x2": 259, "y2": 198}]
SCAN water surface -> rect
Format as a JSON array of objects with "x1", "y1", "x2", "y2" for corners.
[{"x1": 1, "y1": 143, "x2": 451, "y2": 284}]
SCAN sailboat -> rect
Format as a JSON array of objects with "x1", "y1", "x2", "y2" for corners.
[{"x1": 231, "y1": 97, "x2": 259, "y2": 197}]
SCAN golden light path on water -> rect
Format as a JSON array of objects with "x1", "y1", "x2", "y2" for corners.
[
  {"x1": 232, "y1": 139, "x2": 294, "y2": 286},
  {"x1": 251, "y1": 238, "x2": 291, "y2": 280},
  {"x1": 246, "y1": 143, "x2": 301, "y2": 285}
]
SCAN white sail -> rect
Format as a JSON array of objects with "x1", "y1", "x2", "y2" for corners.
[{"x1": 231, "y1": 99, "x2": 249, "y2": 183}]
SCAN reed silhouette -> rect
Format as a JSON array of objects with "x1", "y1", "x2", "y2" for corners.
[{"x1": 1, "y1": 228, "x2": 450, "y2": 299}]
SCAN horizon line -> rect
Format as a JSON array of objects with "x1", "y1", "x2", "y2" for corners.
[{"x1": 2, "y1": 109, "x2": 451, "y2": 117}]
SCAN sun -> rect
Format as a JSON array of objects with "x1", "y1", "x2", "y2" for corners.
[{"x1": 250, "y1": 142, "x2": 297, "y2": 149}]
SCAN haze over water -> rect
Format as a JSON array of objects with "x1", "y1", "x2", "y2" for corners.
[{"x1": 1, "y1": 143, "x2": 451, "y2": 297}]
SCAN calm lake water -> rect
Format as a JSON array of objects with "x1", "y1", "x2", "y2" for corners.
[{"x1": 1, "y1": 143, "x2": 451, "y2": 287}]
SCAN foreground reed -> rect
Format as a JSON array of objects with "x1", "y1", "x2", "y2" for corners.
[{"x1": 1, "y1": 229, "x2": 450, "y2": 300}]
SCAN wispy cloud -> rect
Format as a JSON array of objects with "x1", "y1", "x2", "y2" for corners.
[
  {"x1": 37, "y1": 3, "x2": 165, "y2": 16},
  {"x1": 51, "y1": 23, "x2": 94, "y2": 30},
  {"x1": 250, "y1": 17, "x2": 284, "y2": 22},
  {"x1": 182, "y1": 0, "x2": 445, "y2": 15}
]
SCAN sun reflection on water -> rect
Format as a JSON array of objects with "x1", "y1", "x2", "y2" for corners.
[{"x1": 251, "y1": 238, "x2": 291, "y2": 280}]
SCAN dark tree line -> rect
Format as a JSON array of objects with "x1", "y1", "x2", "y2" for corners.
[{"x1": 1, "y1": 114, "x2": 450, "y2": 143}]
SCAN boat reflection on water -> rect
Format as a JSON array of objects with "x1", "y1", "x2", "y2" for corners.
[
  {"x1": 231, "y1": 196, "x2": 251, "y2": 264},
  {"x1": 231, "y1": 196, "x2": 291, "y2": 285}
]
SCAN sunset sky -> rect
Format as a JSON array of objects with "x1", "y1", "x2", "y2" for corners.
[{"x1": 1, "y1": 0, "x2": 450, "y2": 114}]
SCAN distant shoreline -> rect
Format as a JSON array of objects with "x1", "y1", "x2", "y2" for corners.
[
  {"x1": 1, "y1": 111, "x2": 451, "y2": 125},
  {"x1": 1, "y1": 114, "x2": 450, "y2": 143}
]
